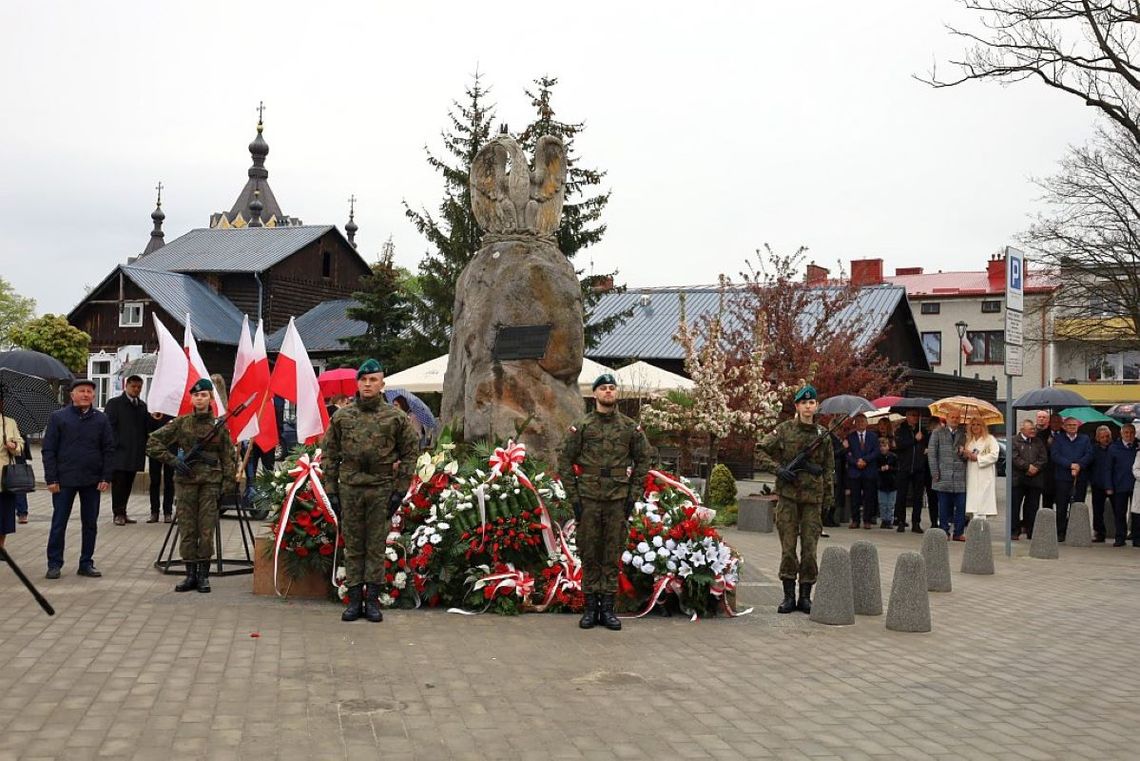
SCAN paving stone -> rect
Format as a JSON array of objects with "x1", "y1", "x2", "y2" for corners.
[
  {"x1": 1065, "y1": 503, "x2": 1093, "y2": 547},
  {"x1": 849, "y1": 540, "x2": 882, "y2": 616},
  {"x1": 1030, "y1": 508, "x2": 1060, "y2": 559},
  {"x1": 961, "y1": 517, "x2": 995, "y2": 575},
  {"x1": 920, "y1": 528, "x2": 952, "y2": 592},
  {"x1": 809, "y1": 546, "x2": 855, "y2": 626},
  {"x1": 885, "y1": 552, "x2": 931, "y2": 633}
]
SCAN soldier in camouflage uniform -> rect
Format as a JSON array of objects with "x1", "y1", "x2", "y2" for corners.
[
  {"x1": 146, "y1": 378, "x2": 238, "y2": 594},
  {"x1": 756, "y1": 385, "x2": 834, "y2": 614},
  {"x1": 559, "y1": 373, "x2": 650, "y2": 631},
  {"x1": 321, "y1": 359, "x2": 418, "y2": 623}
]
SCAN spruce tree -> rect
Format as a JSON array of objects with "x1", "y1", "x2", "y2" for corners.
[
  {"x1": 519, "y1": 75, "x2": 631, "y2": 348},
  {"x1": 342, "y1": 249, "x2": 415, "y2": 372},
  {"x1": 403, "y1": 71, "x2": 495, "y2": 365}
]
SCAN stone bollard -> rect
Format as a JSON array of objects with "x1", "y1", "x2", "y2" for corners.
[
  {"x1": 809, "y1": 546, "x2": 855, "y2": 626},
  {"x1": 736, "y1": 496, "x2": 775, "y2": 533},
  {"x1": 885, "y1": 552, "x2": 932, "y2": 633},
  {"x1": 961, "y1": 517, "x2": 995, "y2": 575},
  {"x1": 849, "y1": 540, "x2": 882, "y2": 616},
  {"x1": 1065, "y1": 503, "x2": 1093, "y2": 547},
  {"x1": 920, "y1": 528, "x2": 952, "y2": 592},
  {"x1": 1029, "y1": 508, "x2": 1060, "y2": 559}
]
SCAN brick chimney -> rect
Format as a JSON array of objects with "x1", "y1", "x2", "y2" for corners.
[
  {"x1": 986, "y1": 252, "x2": 1004, "y2": 290},
  {"x1": 895, "y1": 267, "x2": 923, "y2": 276},
  {"x1": 805, "y1": 262, "x2": 830, "y2": 286},
  {"x1": 850, "y1": 258, "x2": 884, "y2": 287}
]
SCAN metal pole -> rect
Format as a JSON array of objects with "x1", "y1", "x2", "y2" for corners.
[{"x1": 1005, "y1": 375, "x2": 1014, "y2": 557}]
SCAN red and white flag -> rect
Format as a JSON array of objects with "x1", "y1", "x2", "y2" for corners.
[
  {"x1": 183, "y1": 315, "x2": 222, "y2": 415},
  {"x1": 227, "y1": 315, "x2": 273, "y2": 443},
  {"x1": 269, "y1": 317, "x2": 328, "y2": 445},
  {"x1": 148, "y1": 315, "x2": 190, "y2": 417},
  {"x1": 960, "y1": 335, "x2": 974, "y2": 356}
]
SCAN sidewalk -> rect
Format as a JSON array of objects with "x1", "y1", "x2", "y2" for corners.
[{"x1": 2, "y1": 487, "x2": 1138, "y2": 760}]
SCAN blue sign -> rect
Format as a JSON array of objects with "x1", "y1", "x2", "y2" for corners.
[{"x1": 1005, "y1": 246, "x2": 1025, "y2": 313}]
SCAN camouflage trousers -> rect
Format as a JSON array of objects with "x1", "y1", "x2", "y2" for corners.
[
  {"x1": 776, "y1": 496, "x2": 822, "y2": 583},
  {"x1": 341, "y1": 484, "x2": 391, "y2": 587},
  {"x1": 578, "y1": 498, "x2": 627, "y2": 594},
  {"x1": 175, "y1": 481, "x2": 220, "y2": 562}
]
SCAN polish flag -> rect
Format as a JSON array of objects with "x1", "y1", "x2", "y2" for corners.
[
  {"x1": 227, "y1": 315, "x2": 272, "y2": 443},
  {"x1": 148, "y1": 315, "x2": 191, "y2": 417},
  {"x1": 269, "y1": 317, "x2": 328, "y2": 445},
  {"x1": 960, "y1": 335, "x2": 974, "y2": 356},
  {"x1": 183, "y1": 315, "x2": 221, "y2": 415}
]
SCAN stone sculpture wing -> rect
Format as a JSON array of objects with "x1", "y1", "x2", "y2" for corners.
[
  {"x1": 470, "y1": 140, "x2": 516, "y2": 232},
  {"x1": 528, "y1": 135, "x2": 567, "y2": 235}
]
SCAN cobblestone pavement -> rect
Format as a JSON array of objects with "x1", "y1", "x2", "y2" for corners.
[{"x1": 2, "y1": 489, "x2": 1137, "y2": 760}]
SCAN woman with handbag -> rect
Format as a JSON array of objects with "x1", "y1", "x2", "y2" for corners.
[{"x1": 1, "y1": 409, "x2": 27, "y2": 550}]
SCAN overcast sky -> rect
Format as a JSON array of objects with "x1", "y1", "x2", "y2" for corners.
[{"x1": 1, "y1": 1, "x2": 1096, "y2": 317}]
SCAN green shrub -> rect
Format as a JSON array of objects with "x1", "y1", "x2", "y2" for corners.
[{"x1": 707, "y1": 464, "x2": 737, "y2": 508}]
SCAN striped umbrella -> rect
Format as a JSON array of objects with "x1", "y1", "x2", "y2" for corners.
[
  {"x1": 0, "y1": 368, "x2": 62, "y2": 435},
  {"x1": 384, "y1": 388, "x2": 438, "y2": 432}
]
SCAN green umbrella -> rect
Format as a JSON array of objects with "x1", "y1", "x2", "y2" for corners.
[{"x1": 1058, "y1": 407, "x2": 1117, "y2": 424}]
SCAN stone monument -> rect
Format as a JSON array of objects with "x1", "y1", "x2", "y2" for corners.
[{"x1": 440, "y1": 134, "x2": 584, "y2": 465}]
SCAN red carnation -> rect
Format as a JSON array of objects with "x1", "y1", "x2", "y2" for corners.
[
  {"x1": 319, "y1": 543, "x2": 333, "y2": 556},
  {"x1": 305, "y1": 525, "x2": 319, "y2": 537},
  {"x1": 390, "y1": 588, "x2": 400, "y2": 598},
  {"x1": 294, "y1": 546, "x2": 309, "y2": 557},
  {"x1": 294, "y1": 511, "x2": 312, "y2": 527}
]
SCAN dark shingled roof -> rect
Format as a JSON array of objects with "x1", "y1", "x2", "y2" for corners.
[
  {"x1": 266, "y1": 299, "x2": 366, "y2": 353},
  {"x1": 132, "y1": 225, "x2": 333, "y2": 273},
  {"x1": 586, "y1": 283, "x2": 911, "y2": 361},
  {"x1": 119, "y1": 265, "x2": 246, "y2": 344}
]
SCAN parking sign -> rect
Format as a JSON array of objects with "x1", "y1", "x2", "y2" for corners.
[{"x1": 1005, "y1": 246, "x2": 1024, "y2": 312}]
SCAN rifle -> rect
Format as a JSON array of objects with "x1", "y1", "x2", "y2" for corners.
[
  {"x1": 1, "y1": 547, "x2": 55, "y2": 615},
  {"x1": 174, "y1": 394, "x2": 257, "y2": 476},
  {"x1": 777, "y1": 414, "x2": 849, "y2": 484}
]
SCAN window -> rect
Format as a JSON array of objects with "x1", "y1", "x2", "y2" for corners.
[
  {"x1": 921, "y1": 331, "x2": 942, "y2": 365},
  {"x1": 119, "y1": 302, "x2": 143, "y2": 327},
  {"x1": 981, "y1": 300, "x2": 1001, "y2": 313},
  {"x1": 920, "y1": 302, "x2": 940, "y2": 315},
  {"x1": 966, "y1": 331, "x2": 1004, "y2": 365},
  {"x1": 321, "y1": 251, "x2": 332, "y2": 278},
  {"x1": 88, "y1": 356, "x2": 114, "y2": 408}
]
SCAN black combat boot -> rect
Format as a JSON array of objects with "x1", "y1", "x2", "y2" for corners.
[
  {"x1": 174, "y1": 562, "x2": 198, "y2": 592},
  {"x1": 598, "y1": 594, "x2": 622, "y2": 631},
  {"x1": 197, "y1": 562, "x2": 211, "y2": 593},
  {"x1": 777, "y1": 579, "x2": 797, "y2": 614},
  {"x1": 797, "y1": 582, "x2": 813, "y2": 614},
  {"x1": 578, "y1": 594, "x2": 598, "y2": 629},
  {"x1": 363, "y1": 586, "x2": 383, "y2": 623},
  {"x1": 342, "y1": 585, "x2": 363, "y2": 622}
]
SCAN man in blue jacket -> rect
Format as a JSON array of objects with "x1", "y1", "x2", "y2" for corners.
[
  {"x1": 1108, "y1": 423, "x2": 1137, "y2": 547},
  {"x1": 42, "y1": 378, "x2": 114, "y2": 579},
  {"x1": 845, "y1": 414, "x2": 879, "y2": 529},
  {"x1": 1051, "y1": 416, "x2": 1094, "y2": 543}
]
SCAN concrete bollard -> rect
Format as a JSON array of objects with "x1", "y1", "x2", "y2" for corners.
[
  {"x1": 849, "y1": 540, "x2": 882, "y2": 616},
  {"x1": 961, "y1": 517, "x2": 995, "y2": 575},
  {"x1": 885, "y1": 552, "x2": 932, "y2": 633},
  {"x1": 1065, "y1": 503, "x2": 1092, "y2": 547},
  {"x1": 736, "y1": 496, "x2": 775, "y2": 533},
  {"x1": 920, "y1": 528, "x2": 952, "y2": 592},
  {"x1": 809, "y1": 546, "x2": 855, "y2": 626},
  {"x1": 1029, "y1": 508, "x2": 1060, "y2": 559}
]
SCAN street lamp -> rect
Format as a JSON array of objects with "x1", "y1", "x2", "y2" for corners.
[{"x1": 955, "y1": 320, "x2": 968, "y2": 376}]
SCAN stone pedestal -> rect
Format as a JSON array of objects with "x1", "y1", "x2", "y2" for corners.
[
  {"x1": 920, "y1": 528, "x2": 952, "y2": 592},
  {"x1": 810, "y1": 546, "x2": 855, "y2": 626},
  {"x1": 850, "y1": 540, "x2": 883, "y2": 616},
  {"x1": 1029, "y1": 508, "x2": 1060, "y2": 559},
  {"x1": 1065, "y1": 503, "x2": 1093, "y2": 547},
  {"x1": 737, "y1": 496, "x2": 775, "y2": 533},
  {"x1": 961, "y1": 517, "x2": 995, "y2": 575},
  {"x1": 252, "y1": 536, "x2": 331, "y2": 599},
  {"x1": 886, "y1": 552, "x2": 932, "y2": 633}
]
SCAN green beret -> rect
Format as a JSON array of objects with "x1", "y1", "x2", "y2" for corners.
[
  {"x1": 357, "y1": 358, "x2": 384, "y2": 379},
  {"x1": 592, "y1": 373, "x2": 617, "y2": 390},
  {"x1": 189, "y1": 378, "x2": 214, "y2": 394},
  {"x1": 793, "y1": 384, "x2": 817, "y2": 403}
]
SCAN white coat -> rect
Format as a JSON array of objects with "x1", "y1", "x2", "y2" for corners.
[
  {"x1": 965, "y1": 433, "x2": 999, "y2": 517},
  {"x1": 1131, "y1": 451, "x2": 1140, "y2": 514}
]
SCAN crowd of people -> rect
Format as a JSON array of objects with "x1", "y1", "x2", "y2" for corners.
[{"x1": 823, "y1": 407, "x2": 1140, "y2": 546}]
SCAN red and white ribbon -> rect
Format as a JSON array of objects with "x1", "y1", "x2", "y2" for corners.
[
  {"x1": 273, "y1": 449, "x2": 340, "y2": 596},
  {"x1": 647, "y1": 469, "x2": 701, "y2": 505}
]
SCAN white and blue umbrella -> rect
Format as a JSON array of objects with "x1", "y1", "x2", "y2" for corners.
[{"x1": 384, "y1": 388, "x2": 438, "y2": 432}]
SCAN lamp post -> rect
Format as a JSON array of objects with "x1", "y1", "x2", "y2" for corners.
[{"x1": 955, "y1": 320, "x2": 968, "y2": 376}]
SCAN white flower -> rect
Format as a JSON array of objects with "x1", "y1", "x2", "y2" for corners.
[
  {"x1": 416, "y1": 535, "x2": 428, "y2": 548},
  {"x1": 335, "y1": 566, "x2": 346, "y2": 581},
  {"x1": 443, "y1": 460, "x2": 459, "y2": 475},
  {"x1": 415, "y1": 452, "x2": 435, "y2": 481},
  {"x1": 621, "y1": 550, "x2": 633, "y2": 564},
  {"x1": 379, "y1": 593, "x2": 394, "y2": 607},
  {"x1": 666, "y1": 560, "x2": 677, "y2": 572},
  {"x1": 678, "y1": 561, "x2": 693, "y2": 578},
  {"x1": 429, "y1": 533, "x2": 442, "y2": 544},
  {"x1": 665, "y1": 539, "x2": 676, "y2": 550},
  {"x1": 640, "y1": 563, "x2": 655, "y2": 575},
  {"x1": 394, "y1": 572, "x2": 407, "y2": 587},
  {"x1": 656, "y1": 547, "x2": 669, "y2": 558},
  {"x1": 642, "y1": 551, "x2": 657, "y2": 563},
  {"x1": 631, "y1": 558, "x2": 643, "y2": 571},
  {"x1": 636, "y1": 541, "x2": 650, "y2": 554},
  {"x1": 437, "y1": 522, "x2": 450, "y2": 531},
  {"x1": 385, "y1": 548, "x2": 398, "y2": 561},
  {"x1": 651, "y1": 535, "x2": 663, "y2": 548}
]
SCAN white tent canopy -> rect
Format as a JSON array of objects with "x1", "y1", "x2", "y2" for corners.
[
  {"x1": 382, "y1": 354, "x2": 616, "y2": 396},
  {"x1": 613, "y1": 361, "x2": 693, "y2": 394}
]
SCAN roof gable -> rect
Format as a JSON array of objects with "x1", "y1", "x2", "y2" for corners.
[
  {"x1": 132, "y1": 225, "x2": 336, "y2": 273},
  {"x1": 119, "y1": 265, "x2": 246, "y2": 344},
  {"x1": 266, "y1": 299, "x2": 367, "y2": 353}
]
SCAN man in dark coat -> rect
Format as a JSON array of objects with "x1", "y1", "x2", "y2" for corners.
[
  {"x1": 43, "y1": 379, "x2": 114, "y2": 579},
  {"x1": 893, "y1": 409, "x2": 928, "y2": 533},
  {"x1": 1011, "y1": 419, "x2": 1047, "y2": 540},
  {"x1": 1051, "y1": 416, "x2": 1094, "y2": 542},
  {"x1": 845, "y1": 414, "x2": 879, "y2": 529},
  {"x1": 146, "y1": 412, "x2": 176, "y2": 523},
  {"x1": 104, "y1": 375, "x2": 149, "y2": 525}
]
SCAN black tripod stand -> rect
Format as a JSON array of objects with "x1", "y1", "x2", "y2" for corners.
[
  {"x1": 1, "y1": 547, "x2": 55, "y2": 615},
  {"x1": 154, "y1": 485, "x2": 257, "y2": 576}
]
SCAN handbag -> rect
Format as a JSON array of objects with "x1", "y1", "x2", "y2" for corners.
[{"x1": 1, "y1": 458, "x2": 35, "y2": 494}]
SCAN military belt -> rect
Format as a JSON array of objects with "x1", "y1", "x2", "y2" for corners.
[{"x1": 577, "y1": 466, "x2": 627, "y2": 477}]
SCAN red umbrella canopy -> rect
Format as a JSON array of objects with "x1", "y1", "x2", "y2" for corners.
[
  {"x1": 872, "y1": 395, "x2": 905, "y2": 408},
  {"x1": 317, "y1": 368, "x2": 357, "y2": 399}
]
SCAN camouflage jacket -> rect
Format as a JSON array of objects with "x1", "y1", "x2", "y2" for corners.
[
  {"x1": 756, "y1": 417, "x2": 835, "y2": 505},
  {"x1": 558, "y1": 409, "x2": 650, "y2": 503},
  {"x1": 146, "y1": 411, "x2": 237, "y2": 486},
  {"x1": 321, "y1": 395, "x2": 418, "y2": 494}
]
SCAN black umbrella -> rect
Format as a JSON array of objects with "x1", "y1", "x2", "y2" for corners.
[
  {"x1": 818, "y1": 394, "x2": 876, "y2": 416},
  {"x1": 1105, "y1": 402, "x2": 1139, "y2": 421},
  {"x1": 1011, "y1": 387, "x2": 1090, "y2": 410},
  {"x1": 0, "y1": 368, "x2": 62, "y2": 435},
  {"x1": 889, "y1": 397, "x2": 935, "y2": 413},
  {"x1": 0, "y1": 349, "x2": 74, "y2": 382}
]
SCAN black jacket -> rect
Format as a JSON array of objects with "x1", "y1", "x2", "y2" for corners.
[
  {"x1": 42, "y1": 404, "x2": 114, "y2": 487},
  {"x1": 1011, "y1": 433, "x2": 1047, "y2": 490},
  {"x1": 104, "y1": 393, "x2": 150, "y2": 472},
  {"x1": 894, "y1": 420, "x2": 928, "y2": 475}
]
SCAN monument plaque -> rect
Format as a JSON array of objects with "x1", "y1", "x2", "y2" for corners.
[{"x1": 492, "y1": 324, "x2": 553, "y2": 361}]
